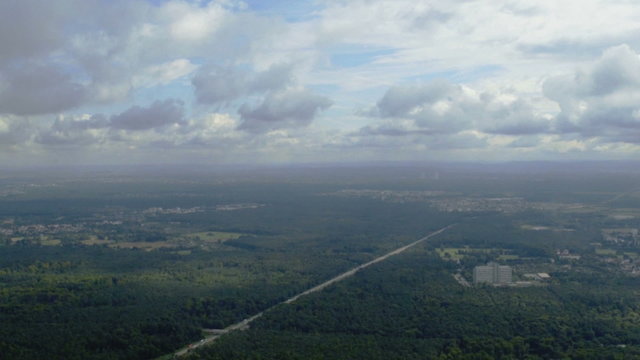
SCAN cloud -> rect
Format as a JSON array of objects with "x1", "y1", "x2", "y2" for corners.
[
  {"x1": 3, "y1": 1, "x2": 640, "y2": 164},
  {"x1": 373, "y1": 80, "x2": 476, "y2": 134},
  {"x1": 0, "y1": 63, "x2": 86, "y2": 115},
  {"x1": 178, "y1": 113, "x2": 243, "y2": 147},
  {"x1": 133, "y1": 59, "x2": 198, "y2": 88},
  {"x1": 0, "y1": 0, "x2": 266, "y2": 114},
  {"x1": 192, "y1": 63, "x2": 294, "y2": 105},
  {"x1": 543, "y1": 44, "x2": 640, "y2": 142},
  {"x1": 162, "y1": 0, "x2": 232, "y2": 42},
  {"x1": 0, "y1": 0, "x2": 69, "y2": 64},
  {"x1": 192, "y1": 66, "x2": 249, "y2": 105},
  {"x1": 249, "y1": 63, "x2": 294, "y2": 93},
  {"x1": 36, "y1": 114, "x2": 109, "y2": 146},
  {"x1": 237, "y1": 89, "x2": 332, "y2": 133},
  {"x1": 0, "y1": 116, "x2": 33, "y2": 147},
  {"x1": 316, "y1": 0, "x2": 452, "y2": 46},
  {"x1": 507, "y1": 135, "x2": 542, "y2": 148},
  {"x1": 110, "y1": 99, "x2": 185, "y2": 131},
  {"x1": 367, "y1": 79, "x2": 551, "y2": 137},
  {"x1": 478, "y1": 95, "x2": 551, "y2": 135}
]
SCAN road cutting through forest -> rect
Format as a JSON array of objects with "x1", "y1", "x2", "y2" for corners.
[{"x1": 173, "y1": 224, "x2": 454, "y2": 357}]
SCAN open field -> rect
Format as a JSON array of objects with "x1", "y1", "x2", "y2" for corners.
[
  {"x1": 109, "y1": 241, "x2": 177, "y2": 250},
  {"x1": 181, "y1": 231, "x2": 244, "y2": 243},
  {"x1": 521, "y1": 224, "x2": 575, "y2": 232},
  {"x1": 436, "y1": 247, "x2": 517, "y2": 261},
  {"x1": 39, "y1": 238, "x2": 61, "y2": 246},
  {"x1": 81, "y1": 235, "x2": 113, "y2": 246},
  {"x1": 596, "y1": 248, "x2": 618, "y2": 255}
]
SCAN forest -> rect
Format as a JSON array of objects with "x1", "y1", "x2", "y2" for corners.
[{"x1": 1, "y1": 165, "x2": 640, "y2": 359}]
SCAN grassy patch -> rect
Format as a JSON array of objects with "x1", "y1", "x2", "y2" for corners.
[
  {"x1": 182, "y1": 231, "x2": 244, "y2": 243},
  {"x1": 596, "y1": 248, "x2": 617, "y2": 256},
  {"x1": 436, "y1": 247, "x2": 517, "y2": 261},
  {"x1": 39, "y1": 238, "x2": 61, "y2": 246},
  {"x1": 10, "y1": 237, "x2": 24, "y2": 244},
  {"x1": 109, "y1": 241, "x2": 176, "y2": 250},
  {"x1": 435, "y1": 247, "x2": 466, "y2": 260},
  {"x1": 521, "y1": 225, "x2": 551, "y2": 231},
  {"x1": 81, "y1": 235, "x2": 113, "y2": 246}
]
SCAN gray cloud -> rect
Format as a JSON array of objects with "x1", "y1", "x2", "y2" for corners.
[
  {"x1": 0, "y1": 63, "x2": 86, "y2": 115},
  {"x1": 192, "y1": 66, "x2": 247, "y2": 105},
  {"x1": 0, "y1": 0, "x2": 153, "y2": 111},
  {"x1": 52, "y1": 114, "x2": 109, "y2": 132},
  {"x1": 507, "y1": 135, "x2": 542, "y2": 148},
  {"x1": 36, "y1": 114, "x2": 109, "y2": 146},
  {"x1": 369, "y1": 79, "x2": 550, "y2": 136},
  {"x1": 0, "y1": 0, "x2": 267, "y2": 115},
  {"x1": 376, "y1": 80, "x2": 457, "y2": 117},
  {"x1": 424, "y1": 132, "x2": 488, "y2": 150},
  {"x1": 249, "y1": 63, "x2": 294, "y2": 93},
  {"x1": 374, "y1": 80, "x2": 475, "y2": 134},
  {"x1": 543, "y1": 44, "x2": 640, "y2": 100},
  {"x1": 543, "y1": 44, "x2": 640, "y2": 142},
  {"x1": 345, "y1": 126, "x2": 488, "y2": 151},
  {"x1": 238, "y1": 89, "x2": 332, "y2": 133},
  {"x1": 357, "y1": 125, "x2": 437, "y2": 137},
  {"x1": 518, "y1": 29, "x2": 640, "y2": 60},
  {"x1": 0, "y1": 0, "x2": 69, "y2": 64},
  {"x1": 0, "y1": 117, "x2": 33, "y2": 147},
  {"x1": 410, "y1": 9, "x2": 452, "y2": 30},
  {"x1": 479, "y1": 96, "x2": 550, "y2": 135},
  {"x1": 110, "y1": 99, "x2": 185, "y2": 131},
  {"x1": 193, "y1": 63, "x2": 294, "y2": 105}
]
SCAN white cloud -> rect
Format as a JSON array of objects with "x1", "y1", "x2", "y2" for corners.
[
  {"x1": 2, "y1": 0, "x2": 640, "y2": 164},
  {"x1": 133, "y1": 59, "x2": 198, "y2": 88},
  {"x1": 163, "y1": 1, "x2": 228, "y2": 41}
]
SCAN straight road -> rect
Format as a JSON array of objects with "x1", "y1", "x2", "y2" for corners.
[{"x1": 173, "y1": 224, "x2": 453, "y2": 357}]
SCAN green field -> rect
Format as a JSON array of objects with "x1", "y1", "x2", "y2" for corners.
[
  {"x1": 436, "y1": 247, "x2": 516, "y2": 261},
  {"x1": 435, "y1": 247, "x2": 467, "y2": 260},
  {"x1": 497, "y1": 254, "x2": 520, "y2": 260},
  {"x1": 182, "y1": 231, "x2": 245, "y2": 243},
  {"x1": 596, "y1": 248, "x2": 617, "y2": 255}
]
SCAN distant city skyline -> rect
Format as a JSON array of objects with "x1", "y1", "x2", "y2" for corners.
[{"x1": 2, "y1": 0, "x2": 640, "y2": 165}]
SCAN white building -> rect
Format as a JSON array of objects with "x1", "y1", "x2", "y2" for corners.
[{"x1": 473, "y1": 262, "x2": 512, "y2": 285}]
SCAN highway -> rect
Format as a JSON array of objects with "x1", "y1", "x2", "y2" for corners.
[{"x1": 173, "y1": 224, "x2": 453, "y2": 357}]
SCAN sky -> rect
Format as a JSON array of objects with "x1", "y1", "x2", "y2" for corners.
[{"x1": 2, "y1": 0, "x2": 640, "y2": 166}]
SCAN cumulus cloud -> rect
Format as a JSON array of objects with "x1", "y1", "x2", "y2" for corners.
[
  {"x1": 478, "y1": 95, "x2": 551, "y2": 135},
  {"x1": 110, "y1": 99, "x2": 185, "y2": 131},
  {"x1": 543, "y1": 44, "x2": 640, "y2": 142},
  {"x1": 35, "y1": 99, "x2": 186, "y2": 147},
  {"x1": 37, "y1": 115, "x2": 109, "y2": 146},
  {"x1": 238, "y1": 89, "x2": 332, "y2": 133},
  {"x1": 373, "y1": 80, "x2": 476, "y2": 134},
  {"x1": 192, "y1": 63, "x2": 294, "y2": 105},
  {"x1": 0, "y1": 63, "x2": 86, "y2": 115},
  {"x1": 4, "y1": 1, "x2": 640, "y2": 164},
  {"x1": 0, "y1": 0, "x2": 264, "y2": 115},
  {"x1": 0, "y1": 116, "x2": 33, "y2": 147},
  {"x1": 365, "y1": 79, "x2": 551, "y2": 138},
  {"x1": 178, "y1": 113, "x2": 242, "y2": 147}
]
